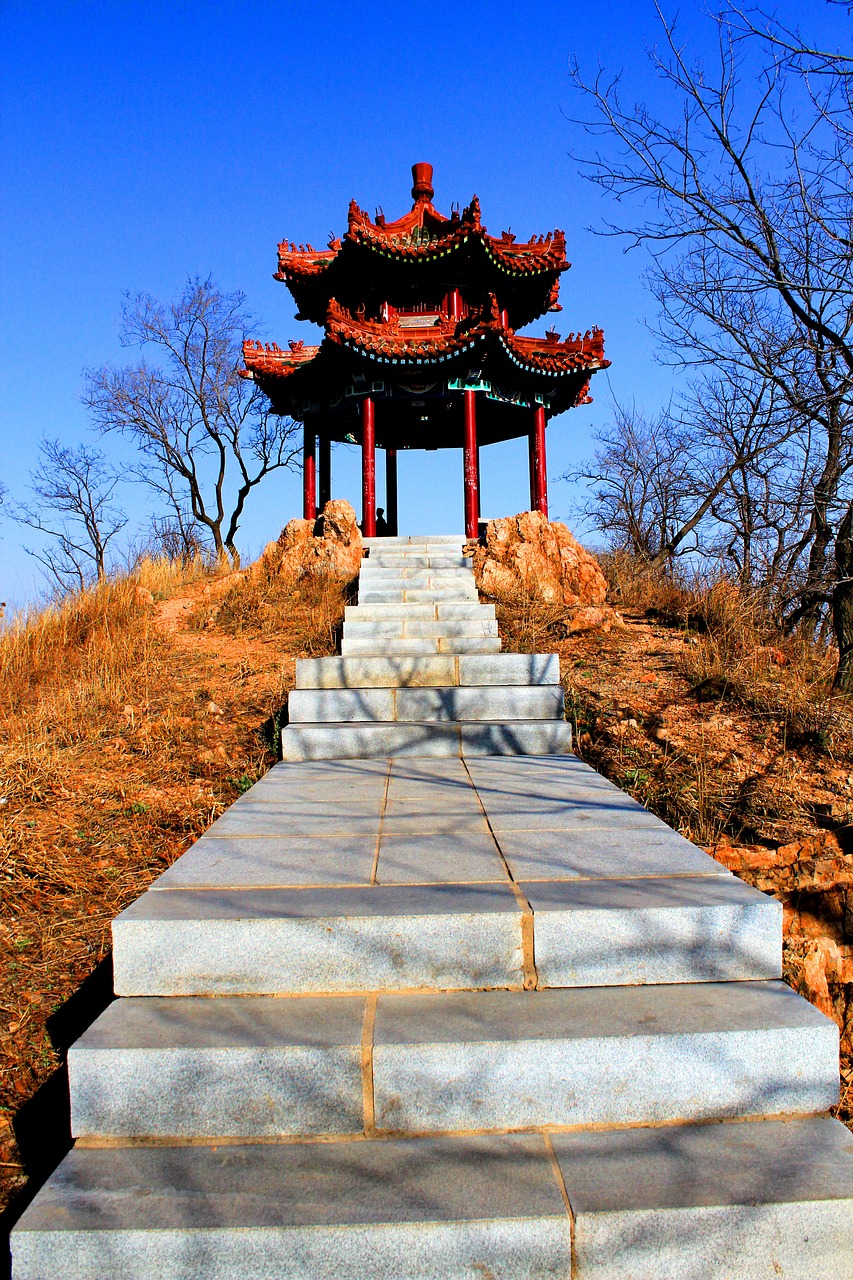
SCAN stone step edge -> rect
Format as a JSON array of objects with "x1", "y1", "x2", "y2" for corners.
[
  {"x1": 294, "y1": 653, "x2": 558, "y2": 689},
  {"x1": 66, "y1": 980, "x2": 836, "y2": 1139},
  {"x1": 278, "y1": 719, "x2": 572, "y2": 759},
  {"x1": 12, "y1": 1119, "x2": 853, "y2": 1280},
  {"x1": 286, "y1": 685, "x2": 565, "y2": 724},
  {"x1": 110, "y1": 875, "x2": 780, "y2": 995}
]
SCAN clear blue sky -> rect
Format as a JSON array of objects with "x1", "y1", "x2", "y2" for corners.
[{"x1": 1, "y1": 0, "x2": 844, "y2": 607}]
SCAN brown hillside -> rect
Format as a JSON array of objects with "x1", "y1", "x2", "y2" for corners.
[
  {"x1": 0, "y1": 561, "x2": 347, "y2": 1242},
  {"x1": 2, "y1": 548, "x2": 851, "y2": 1256}
]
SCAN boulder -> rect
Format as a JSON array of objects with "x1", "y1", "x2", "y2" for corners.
[
  {"x1": 472, "y1": 512, "x2": 619, "y2": 631},
  {"x1": 264, "y1": 500, "x2": 363, "y2": 583}
]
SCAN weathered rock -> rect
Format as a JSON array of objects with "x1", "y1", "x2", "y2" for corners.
[
  {"x1": 472, "y1": 512, "x2": 621, "y2": 631},
  {"x1": 266, "y1": 500, "x2": 363, "y2": 583}
]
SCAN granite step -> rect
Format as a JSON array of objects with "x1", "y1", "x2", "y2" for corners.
[
  {"x1": 112, "y1": 875, "x2": 780, "y2": 996},
  {"x1": 359, "y1": 566, "x2": 475, "y2": 580},
  {"x1": 295, "y1": 653, "x2": 558, "y2": 688},
  {"x1": 362, "y1": 535, "x2": 466, "y2": 547},
  {"x1": 358, "y1": 587, "x2": 480, "y2": 604},
  {"x1": 344, "y1": 602, "x2": 495, "y2": 619},
  {"x1": 111, "y1": 883, "x2": 526, "y2": 996},
  {"x1": 363, "y1": 554, "x2": 468, "y2": 569},
  {"x1": 370, "y1": 981, "x2": 838, "y2": 1133},
  {"x1": 13, "y1": 1120, "x2": 853, "y2": 1280},
  {"x1": 339, "y1": 636, "x2": 502, "y2": 655},
  {"x1": 287, "y1": 685, "x2": 564, "y2": 723},
  {"x1": 67, "y1": 980, "x2": 835, "y2": 1140},
  {"x1": 342, "y1": 619, "x2": 499, "y2": 639},
  {"x1": 278, "y1": 719, "x2": 569, "y2": 758}
]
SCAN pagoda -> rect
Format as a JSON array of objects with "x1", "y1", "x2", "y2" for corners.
[{"x1": 243, "y1": 163, "x2": 609, "y2": 538}]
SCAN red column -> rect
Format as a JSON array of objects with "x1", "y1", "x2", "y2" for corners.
[
  {"x1": 318, "y1": 434, "x2": 331, "y2": 510},
  {"x1": 302, "y1": 423, "x2": 316, "y2": 521},
  {"x1": 528, "y1": 428, "x2": 537, "y2": 511},
  {"x1": 463, "y1": 390, "x2": 479, "y2": 540},
  {"x1": 530, "y1": 405, "x2": 548, "y2": 517},
  {"x1": 361, "y1": 396, "x2": 376, "y2": 537},
  {"x1": 386, "y1": 447, "x2": 398, "y2": 536}
]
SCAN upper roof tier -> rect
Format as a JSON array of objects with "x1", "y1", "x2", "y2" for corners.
[{"x1": 275, "y1": 163, "x2": 569, "y2": 330}]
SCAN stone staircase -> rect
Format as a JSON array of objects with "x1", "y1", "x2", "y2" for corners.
[
  {"x1": 281, "y1": 535, "x2": 573, "y2": 760},
  {"x1": 11, "y1": 536, "x2": 853, "y2": 1279}
]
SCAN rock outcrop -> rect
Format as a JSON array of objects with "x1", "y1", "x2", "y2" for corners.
[
  {"x1": 259, "y1": 499, "x2": 364, "y2": 583},
  {"x1": 471, "y1": 511, "x2": 621, "y2": 633}
]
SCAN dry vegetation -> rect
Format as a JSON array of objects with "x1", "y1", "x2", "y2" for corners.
[
  {"x1": 497, "y1": 560, "x2": 853, "y2": 1132},
  {"x1": 0, "y1": 559, "x2": 347, "y2": 1242},
  {"x1": 3, "y1": 542, "x2": 851, "y2": 1257}
]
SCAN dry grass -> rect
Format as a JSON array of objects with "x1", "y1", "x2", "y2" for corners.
[
  {"x1": 192, "y1": 565, "x2": 352, "y2": 655},
  {"x1": 0, "y1": 561, "x2": 345, "y2": 1234},
  {"x1": 493, "y1": 587, "x2": 576, "y2": 654}
]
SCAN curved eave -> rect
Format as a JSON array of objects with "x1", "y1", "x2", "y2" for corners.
[
  {"x1": 243, "y1": 340, "x2": 323, "y2": 382},
  {"x1": 502, "y1": 330, "x2": 608, "y2": 375},
  {"x1": 353, "y1": 227, "x2": 567, "y2": 278}
]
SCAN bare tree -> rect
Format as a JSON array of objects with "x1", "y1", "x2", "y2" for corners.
[
  {"x1": 84, "y1": 277, "x2": 301, "y2": 568},
  {"x1": 570, "y1": 374, "x2": 804, "y2": 587},
  {"x1": 12, "y1": 440, "x2": 127, "y2": 591},
  {"x1": 569, "y1": 4, "x2": 853, "y2": 682}
]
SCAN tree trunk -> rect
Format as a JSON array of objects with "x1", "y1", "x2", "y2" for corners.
[{"x1": 832, "y1": 501, "x2": 853, "y2": 693}]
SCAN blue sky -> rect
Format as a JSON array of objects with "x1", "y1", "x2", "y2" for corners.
[{"x1": 1, "y1": 0, "x2": 847, "y2": 608}]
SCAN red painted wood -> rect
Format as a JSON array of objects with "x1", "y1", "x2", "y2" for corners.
[
  {"x1": 531, "y1": 405, "x2": 548, "y2": 517},
  {"x1": 386, "y1": 448, "x2": 398, "y2": 536},
  {"x1": 318, "y1": 434, "x2": 331, "y2": 510},
  {"x1": 528, "y1": 428, "x2": 537, "y2": 511},
  {"x1": 302, "y1": 424, "x2": 316, "y2": 521},
  {"x1": 362, "y1": 397, "x2": 376, "y2": 537},
  {"x1": 463, "y1": 390, "x2": 479, "y2": 540}
]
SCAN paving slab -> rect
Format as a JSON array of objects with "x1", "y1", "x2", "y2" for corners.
[
  {"x1": 380, "y1": 812, "x2": 493, "y2": 836},
  {"x1": 375, "y1": 832, "x2": 508, "y2": 883},
  {"x1": 553, "y1": 1117, "x2": 853, "y2": 1279},
  {"x1": 11, "y1": 1134, "x2": 571, "y2": 1280},
  {"x1": 202, "y1": 805, "x2": 381, "y2": 838},
  {"x1": 69, "y1": 995, "x2": 365, "y2": 1137},
  {"x1": 523, "y1": 876, "x2": 780, "y2": 985},
  {"x1": 493, "y1": 825, "x2": 728, "y2": 881},
  {"x1": 112, "y1": 884, "x2": 524, "y2": 995},
  {"x1": 372, "y1": 982, "x2": 838, "y2": 1133},
  {"x1": 151, "y1": 834, "x2": 378, "y2": 889}
]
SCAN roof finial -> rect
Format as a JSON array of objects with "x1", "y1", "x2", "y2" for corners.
[{"x1": 411, "y1": 162, "x2": 434, "y2": 203}]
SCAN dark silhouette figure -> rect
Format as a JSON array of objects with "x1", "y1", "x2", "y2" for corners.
[{"x1": 375, "y1": 507, "x2": 389, "y2": 537}]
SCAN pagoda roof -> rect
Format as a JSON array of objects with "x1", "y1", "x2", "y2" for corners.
[
  {"x1": 243, "y1": 296, "x2": 607, "y2": 432},
  {"x1": 275, "y1": 164, "x2": 569, "y2": 327}
]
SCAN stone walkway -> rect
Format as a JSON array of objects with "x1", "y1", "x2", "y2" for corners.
[{"x1": 11, "y1": 536, "x2": 853, "y2": 1278}]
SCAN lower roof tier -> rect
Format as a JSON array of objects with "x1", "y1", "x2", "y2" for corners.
[{"x1": 243, "y1": 316, "x2": 608, "y2": 441}]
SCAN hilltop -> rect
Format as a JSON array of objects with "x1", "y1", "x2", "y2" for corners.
[{"x1": 1, "y1": 544, "x2": 851, "y2": 1248}]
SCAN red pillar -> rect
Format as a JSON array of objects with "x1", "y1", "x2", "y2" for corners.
[
  {"x1": 318, "y1": 434, "x2": 331, "y2": 510},
  {"x1": 302, "y1": 423, "x2": 316, "y2": 521},
  {"x1": 386, "y1": 448, "x2": 398, "y2": 536},
  {"x1": 529, "y1": 405, "x2": 548, "y2": 517},
  {"x1": 361, "y1": 396, "x2": 376, "y2": 537},
  {"x1": 463, "y1": 390, "x2": 479, "y2": 540}
]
